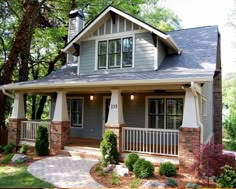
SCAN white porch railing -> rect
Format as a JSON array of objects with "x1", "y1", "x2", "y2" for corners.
[
  {"x1": 122, "y1": 127, "x2": 179, "y2": 156},
  {"x1": 20, "y1": 120, "x2": 50, "y2": 141}
]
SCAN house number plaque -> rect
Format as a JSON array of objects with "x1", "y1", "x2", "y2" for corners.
[{"x1": 110, "y1": 104, "x2": 118, "y2": 109}]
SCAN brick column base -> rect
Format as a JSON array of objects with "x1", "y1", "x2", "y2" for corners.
[
  {"x1": 179, "y1": 127, "x2": 200, "y2": 173},
  {"x1": 105, "y1": 124, "x2": 124, "y2": 152},
  {"x1": 8, "y1": 118, "x2": 26, "y2": 145},
  {"x1": 50, "y1": 121, "x2": 70, "y2": 154}
]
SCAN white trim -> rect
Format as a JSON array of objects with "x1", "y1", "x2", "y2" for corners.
[
  {"x1": 77, "y1": 55, "x2": 80, "y2": 75},
  {"x1": 62, "y1": 6, "x2": 180, "y2": 53},
  {"x1": 83, "y1": 30, "x2": 146, "y2": 41},
  {"x1": 145, "y1": 96, "x2": 184, "y2": 129},
  {"x1": 202, "y1": 96, "x2": 207, "y2": 117},
  {"x1": 117, "y1": 15, "x2": 120, "y2": 32},
  {"x1": 67, "y1": 97, "x2": 84, "y2": 128},
  {"x1": 2, "y1": 76, "x2": 213, "y2": 90},
  {"x1": 96, "y1": 35, "x2": 134, "y2": 70},
  {"x1": 154, "y1": 37, "x2": 158, "y2": 70}
]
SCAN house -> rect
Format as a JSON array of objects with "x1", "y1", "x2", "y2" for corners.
[{"x1": 0, "y1": 6, "x2": 222, "y2": 171}]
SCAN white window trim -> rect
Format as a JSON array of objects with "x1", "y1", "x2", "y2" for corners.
[
  {"x1": 202, "y1": 96, "x2": 207, "y2": 117},
  {"x1": 95, "y1": 34, "x2": 135, "y2": 70},
  {"x1": 145, "y1": 96, "x2": 184, "y2": 129},
  {"x1": 67, "y1": 97, "x2": 84, "y2": 128}
]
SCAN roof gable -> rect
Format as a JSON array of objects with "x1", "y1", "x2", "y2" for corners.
[{"x1": 62, "y1": 6, "x2": 181, "y2": 55}]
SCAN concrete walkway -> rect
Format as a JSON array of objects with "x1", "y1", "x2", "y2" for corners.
[{"x1": 28, "y1": 156, "x2": 103, "y2": 188}]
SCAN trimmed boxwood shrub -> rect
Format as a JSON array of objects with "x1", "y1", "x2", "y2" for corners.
[
  {"x1": 3, "y1": 142, "x2": 16, "y2": 154},
  {"x1": 158, "y1": 162, "x2": 176, "y2": 177},
  {"x1": 35, "y1": 125, "x2": 49, "y2": 156},
  {"x1": 133, "y1": 158, "x2": 154, "y2": 178},
  {"x1": 125, "y1": 153, "x2": 139, "y2": 171},
  {"x1": 217, "y1": 165, "x2": 236, "y2": 188},
  {"x1": 100, "y1": 130, "x2": 119, "y2": 166}
]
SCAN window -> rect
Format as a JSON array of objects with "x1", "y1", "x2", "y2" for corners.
[
  {"x1": 147, "y1": 98, "x2": 183, "y2": 130},
  {"x1": 97, "y1": 37, "x2": 133, "y2": 69},
  {"x1": 67, "y1": 98, "x2": 83, "y2": 127}
]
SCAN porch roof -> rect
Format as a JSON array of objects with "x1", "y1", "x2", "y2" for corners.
[{"x1": 0, "y1": 26, "x2": 218, "y2": 91}]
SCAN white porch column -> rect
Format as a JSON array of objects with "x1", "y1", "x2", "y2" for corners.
[
  {"x1": 53, "y1": 91, "x2": 68, "y2": 121},
  {"x1": 11, "y1": 92, "x2": 25, "y2": 119},
  {"x1": 181, "y1": 88, "x2": 199, "y2": 128},
  {"x1": 107, "y1": 89, "x2": 124, "y2": 125}
]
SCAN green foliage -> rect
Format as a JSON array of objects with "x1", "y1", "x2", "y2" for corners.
[
  {"x1": 98, "y1": 170, "x2": 106, "y2": 176},
  {"x1": 1, "y1": 153, "x2": 14, "y2": 164},
  {"x1": 35, "y1": 126, "x2": 49, "y2": 156},
  {"x1": 0, "y1": 145, "x2": 4, "y2": 153},
  {"x1": 130, "y1": 178, "x2": 142, "y2": 188},
  {"x1": 167, "y1": 178, "x2": 178, "y2": 187},
  {"x1": 100, "y1": 130, "x2": 119, "y2": 166},
  {"x1": 185, "y1": 182, "x2": 198, "y2": 189},
  {"x1": 95, "y1": 164, "x2": 102, "y2": 172},
  {"x1": 125, "y1": 153, "x2": 139, "y2": 171},
  {"x1": 158, "y1": 162, "x2": 176, "y2": 177},
  {"x1": 14, "y1": 159, "x2": 25, "y2": 165},
  {"x1": 3, "y1": 142, "x2": 16, "y2": 154},
  {"x1": 110, "y1": 172, "x2": 120, "y2": 185},
  {"x1": 18, "y1": 144, "x2": 29, "y2": 154},
  {"x1": 133, "y1": 158, "x2": 154, "y2": 178},
  {"x1": 216, "y1": 165, "x2": 236, "y2": 188}
]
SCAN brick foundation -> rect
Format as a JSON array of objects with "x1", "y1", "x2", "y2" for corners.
[
  {"x1": 50, "y1": 121, "x2": 70, "y2": 153},
  {"x1": 179, "y1": 127, "x2": 200, "y2": 173},
  {"x1": 8, "y1": 118, "x2": 26, "y2": 145},
  {"x1": 105, "y1": 124, "x2": 124, "y2": 152}
]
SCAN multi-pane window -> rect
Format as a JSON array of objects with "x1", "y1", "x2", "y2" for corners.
[
  {"x1": 67, "y1": 98, "x2": 83, "y2": 127},
  {"x1": 98, "y1": 37, "x2": 133, "y2": 69},
  {"x1": 148, "y1": 98, "x2": 183, "y2": 130}
]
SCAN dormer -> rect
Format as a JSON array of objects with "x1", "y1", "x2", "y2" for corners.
[{"x1": 62, "y1": 6, "x2": 181, "y2": 75}]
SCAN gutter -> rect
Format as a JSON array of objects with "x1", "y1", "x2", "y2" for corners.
[{"x1": 2, "y1": 88, "x2": 14, "y2": 98}]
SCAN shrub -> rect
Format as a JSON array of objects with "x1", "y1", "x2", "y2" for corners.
[
  {"x1": 35, "y1": 126, "x2": 49, "y2": 156},
  {"x1": 100, "y1": 130, "x2": 119, "y2": 166},
  {"x1": 18, "y1": 144, "x2": 29, "y2": 154},
  {"x1": 167, "y1": 178, "x2": 178, "y2": 187},
  {"x1": 185, "y1": 183, "x2": 198, "y2": 189},
  {"x1": 3, "y1": 142, "x2": 16, "y2": 154},
  {"x1": 159, "y1": 162, "x2": 176, "y2": 177},
  {"x1": 133, "y1": 158, "x2": 154, "y2": 178},
  {"x1": 99, "y1": 170, "x2": 106, "y2": 176},
  {"x1": 95, "y1": 164, "x2": 102, "y2": 172},
  {"x1": 216, "y1": 165, "x2": 236, "y2": 188},
  {"x1": 130, "y1": 178, "x2": 142, "y2": 188},
  {"x1": 110, "y1": 172, "x2": 119, "y2": 185},
  {"x1": 1, "y1": 153, "x2": 14, "y2": 164},
  {"x1": 125, "y1": 153, "x2": 139, "y2": 171}
]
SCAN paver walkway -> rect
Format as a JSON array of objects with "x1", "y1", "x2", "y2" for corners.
[{"x1": 28, "y1": 156, "x2": 103, "y2": 188}]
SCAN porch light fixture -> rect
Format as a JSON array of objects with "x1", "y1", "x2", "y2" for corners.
[
  {"x1": 130, "y1": 94, "x2": 134, "y2": 101},
  {"x1": 90, "y1": 95, "x2": 94, "y2": 101}
]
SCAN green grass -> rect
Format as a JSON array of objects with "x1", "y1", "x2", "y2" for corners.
[{"x1": 0, "y1": 166, "x2": 55, "y2": 188}]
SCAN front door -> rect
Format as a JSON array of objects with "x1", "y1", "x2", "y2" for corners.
[{"x1": 102, "y1": 97, "x2": 111, "y2": 134}]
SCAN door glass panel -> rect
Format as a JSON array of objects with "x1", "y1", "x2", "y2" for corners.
[
  {"x1": 105, "y1": 98, "x2": 111, "y2": 123},
  {"x1": 148, "y1": 99, "x2": 164, "y2": 129}
]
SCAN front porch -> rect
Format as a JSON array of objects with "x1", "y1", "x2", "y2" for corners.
[{"x1": 7, "y1": 82, "x2": 204, "y2": 171}]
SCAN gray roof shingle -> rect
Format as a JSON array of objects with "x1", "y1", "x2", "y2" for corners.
[{"x1": 1, "y1": 26, "x2": 219, "y2": 90}]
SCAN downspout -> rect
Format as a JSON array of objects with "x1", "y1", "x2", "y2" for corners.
[
  {"x1": 2, "y1": 88, "x2": 14, "y2": 99},
  {"x1": 190, "y1": 81, "x2": 204, "y2": 143}
]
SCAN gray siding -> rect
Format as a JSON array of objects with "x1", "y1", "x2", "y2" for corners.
[
  {"x1": 202, "y1": 81, "x2": 214, "y2": 143},
  {"x1": 70, "y1": 94, "x2": 103, "y2": 139},
  {"x1": 80, "y1": 40, "x2": 96, "y2": 73},
  {"x1": 80, "y1": 32, "x2": 157, "y2": 75}
]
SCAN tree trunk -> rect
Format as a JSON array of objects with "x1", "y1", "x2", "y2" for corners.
[{"x1": 0, "y1": 0, "x2": 41, "y2": 128}]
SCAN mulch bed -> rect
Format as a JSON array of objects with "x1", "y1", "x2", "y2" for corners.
[{"x1": 90, "y1": 163, "x2": 217, "y2": 188}]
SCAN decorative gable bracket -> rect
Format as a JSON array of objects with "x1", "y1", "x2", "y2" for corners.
[
  {"x1": 151, "y1": 32, "x2": 157, "y2": 47},
  {"x1": 109, "y1": 11, "x2": 116, "y2": 24},
  {"x1": 73, "y1": 43, "x2": 80, "y2": 56}
]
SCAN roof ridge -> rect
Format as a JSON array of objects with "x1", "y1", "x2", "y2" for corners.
[{"x1": 168, "y1": 25, "x2": 218, "y2": 33}]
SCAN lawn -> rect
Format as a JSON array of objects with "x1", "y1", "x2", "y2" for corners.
[{"x1": 0, "y1": 166, "x2": 54, "y2": 188}]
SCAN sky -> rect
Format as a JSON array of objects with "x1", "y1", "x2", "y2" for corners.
[{"x1": 160, "y1": 0, "x2": 236, "y2": 76}]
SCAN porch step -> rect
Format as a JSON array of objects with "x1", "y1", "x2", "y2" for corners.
[{"x1": 62, "y1": 146, "x2": 101, "y2": 160}]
